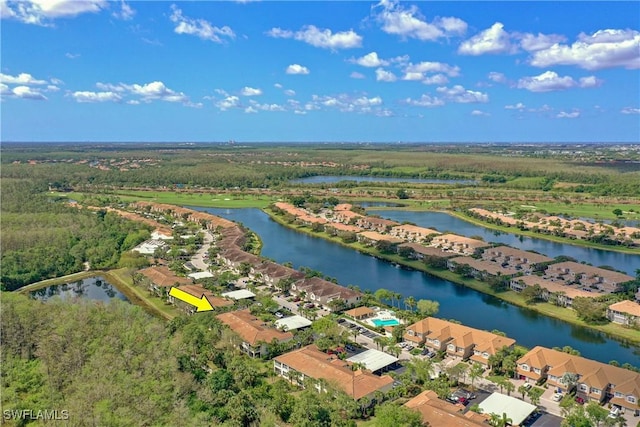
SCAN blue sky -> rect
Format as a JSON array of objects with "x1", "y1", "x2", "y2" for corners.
[{"x1": 1, "y1": 1, "x2": 639, "y2": 142}]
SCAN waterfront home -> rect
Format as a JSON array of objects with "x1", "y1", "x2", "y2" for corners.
[
  {"x1": 404, "y1": 317, "x2": 515, "y2": 365},
  {"x1": 517, "y1": 346, "x2": 640, "y2": 415},
  {"x1": 430, "y1": 234, "x2": 489, "y2": 256},
  {"x1": 405, "y1": 390, "x2": 487, "y2": 426},
  {"x1": 447, "y1": 256, "x2": 518, "y2": 279},
  {"x1": 333, "y1": 203, "x2": 352, "y2": 212},
  {"x1": 389, "y1": 224, "x2": 440, "y2": 242},
  {"x1": 481, "y1": 246, "x2": 553, "y2": 273},
  {"x1": 324, "y1": 223, "x2": 362, "y2": 234},
  {"x1": 607, "y1": 300, "x2": 640, "y2": 326},
  {"x1": 356, "y1": 231, "x2": 404, "y2": 247},
  {"x1": 396, "y1": 243, "x2": 455, "y2": 261},
  {"x1": 218, "y1": 226, "x2": 248, "y2": 251},
  {"x1": 291, "y1": 277, "x2": 363, "y2": 310},
  {"x1": 169, "y1": 284, "x2": 233, "y2": 314},
  {"x1": 544, "y1": 261, "x2": 635, "y2": 293},
  {"x1": 510, "y1": 275, "x2": 595, "y2": 307},
  {"x1": 216, "y1": 309, "x2": 293, "y2": 358},
  {"x1": 273, "y1": 345, "x2": 394, "y2": 400},
  {"x1": 139, "y1": 266, "x2": 192, "y2": 298},
  {"x1": 218, "y1": 248, "x2": 261, "y2": 273},
  {"x1": 333, "y1": 209, "x2": 363, "y2": 225},
  {"x1": 250, "y1": 260, "x2": 305, "y2": 288},
  {"x1": 355, "y1": 216, "x2": 399, "y2": 233},
  {"x1": 344, "y1": 306, "x2": 375, "y2": 321}
]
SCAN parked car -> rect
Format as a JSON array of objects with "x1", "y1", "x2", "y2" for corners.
[
  {"x1": 337, "y1": 318, "x2": 346, "y2": 324},
  {"x1": 552, "y1": 393, "x2": 563, "y2": 402},
  {"x1": 275, "y1": 312, "x2": 284, "y2": 318},
  {"x1": 523, "y1": 383, "x2": 532, "y2": 390},
  {"x1": 457, "y1": 397, "x2": 469, "y2": 406},
  {"x1": 575, "y1": 396, "x2": 585, "y2": 405},
  {"x1": 608, "y1": 406, "x2": 621, "y2": 418}
]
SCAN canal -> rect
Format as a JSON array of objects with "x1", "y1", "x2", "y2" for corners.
[
  {"x1": 30, "y1": 276, "x2": 129, "y2": 303},
  {"x1": 192, "y1": 206, "x2": 639, "y2": 367}
]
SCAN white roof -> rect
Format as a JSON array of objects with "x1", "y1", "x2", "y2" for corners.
[
  {"x1": 275, "y1": 315, "x2": 312, "y2": 331},
  {"x1": 132, "y1": 239, "x2": 167, "y2": 255},
  {"x1": 188, "y1": 271, "x2": 214, "y2": 280},
  {"x1": 478, "y1": 393, "x2": 537, "y2": 426},
  {"x1": 151, "y1": 231, "x2": 173, "y2": 240},
  {"x1": 347, "y1": 349, "x2": 398, "y2": 372},
  {"x1": 221, "y1": 289, "x2": 256, "y2": 300}
]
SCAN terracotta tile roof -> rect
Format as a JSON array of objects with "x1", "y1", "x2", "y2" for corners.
[
  {"x1": 326, "y1": 223, "x2": 362, "y2": 233},
  {"x1": 140, "y1": 266, "x2": 192, "y2": 287},
  {"x1": 345, "y1": 307, "x2": 375, "y2": 318},
  {"x1": 449, "y1": 256, "x2": 518, "y2": 276},
  {"x1": 216, "y1": 309, "x2": 293, "y2": 346},
  {"x1": 405, "y1": 390, "x2": 486, "y2": 426},
  {"x1": 358, "y1": 231, "x2": 404, "y2": 244},
  {"x1": 390, "y1": 224, "x2": 440, "y2": 236},
  {"x1": 608, "y1": 300, "x2": 640, "y2": 317},
  {"x1": 275, "y1": 345, "x2": 394, "y2": 400},
  {"x1": 546, "y1": 261, "x2": 634, "y2": 285},
  {"x1": 482, "y1": 246, "x2": 553, "y2": 265},
  {"x1": 513, "y1": 276, "x2": 596, "y2": 300},
  {"x1": 397, "y1": 243, "x2": 456, "y2": 258},
  {"x1": 175, "y1": 284, "x2": 233, "y2": 308},
  {"x1": 295, "y1": 277, "x2": 362, "y2": 300},
  {"x1": 334, "y1": 203, "x2": 352, "y2": 211}
]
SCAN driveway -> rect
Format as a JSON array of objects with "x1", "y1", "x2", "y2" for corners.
[{"x1": 190, "y1": 230, "x2": 213, "y2": 271}]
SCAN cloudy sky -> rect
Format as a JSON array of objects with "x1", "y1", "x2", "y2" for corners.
[{"x1": 1, "y1": 0, "x2": 639, "y2": 142}]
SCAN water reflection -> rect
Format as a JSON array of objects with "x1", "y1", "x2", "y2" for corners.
[{"x1": 30, "y1": 276, "x2": 128, "y2": 303}]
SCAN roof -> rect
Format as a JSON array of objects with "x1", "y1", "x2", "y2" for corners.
[
  {"x1": 275, "y1": 315, "x2": 313, "y2": 331},
  {"x1": 139, "y1": 266, "x2": 192, "y2": 287},
  {"x1": 358, "y1": 231, "x2": 404, "y2": 244},
  {"x1": 390, "y1": 224, "x2": 440, "y2": 236},
  {"x1": 216, "y1": 309, "x2": 293, "y2": 346},
  {"x1": 405, "y1": 390, "x2": 486, "y2": 426},
  {"x1": 608, "y1": 300, "x2": 640, "y2": 317},
  {"x1": 175, "y1": 284, "x2": 233, "y2": 308},
  {"x1": 275, "y1": 345, "x2": 394, "y2": 400},
  {"x1": 449, "y1": 256, "x2": 518, "y2": 277},
  {"x1": 346, "y1": 349, "x2": 398, "y2": 372},
  {"x1": 478, "y1": 393, "x2": 537, "y2": 426},
  {"x1": 345, "y1": 306, "x2": 375, "y2": 318},
  {"x1": 132, "y1": 239, "x2": 168, "y2": 255},
  {"x1": 512, "y1": 275, "x2": 596, "y2": 300},
  {"x1": 547, "y1": 261, "x2": 634, "y2": 284},
  {"x1": 398, "y1": 243, "x2": 456, "y2": 258},
  {"x1": 188, "y1": 271, "x2": 214, "y2": 280},
  {"x1": 432, "y1": 234, "x2": 489, "y2": 249},
  {"x1": 221, "y1": 289, "x2": 256, "y2": 300},
  {"x1": 483, "y1": 246, "x2": 553, "y2": 264}
]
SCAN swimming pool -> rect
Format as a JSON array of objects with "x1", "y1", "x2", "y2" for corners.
[{"x1": 371, "y1": 319, "x2": 400, "y2": 327}]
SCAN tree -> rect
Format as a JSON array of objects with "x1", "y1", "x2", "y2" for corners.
[
  {"x1": 527, "y1": 387, "x2": 543, "y2": 406},
  {"x1": 416, "y1": 299, "x2": 439, "y2": 317},
  {"x1": 396, "y1": 189, "x2": 409, "y2": 200},
  {"x1": 560, "y1": 372, "x2": 579, "y2": 392},
  {"x1": 517, "y1": 385, "x2": 529, "y2": 400},
  {"x1": 404, "y1": 296, "x2": 416, "y2": 311},
  {"x1": 612, "y1": 208, "x2": 623, "y2": 217},
  {"x1": 503, "y1": 377, "x2": 515, "y2": 396},
  {"x1": 373, "y1": 403, "x2": 423, "y2": 427},
  {"x1": 374, "y1": 288, "x2": 392, "y2": 304},
  {"x1": 585, "y1": 401, "x2": 609, "y2": 426},
  {"x1": 572, "y1": 297, "x2": 608, "y2": 323},
  {"x1": 521, "y1": 284, "x2": 544, "y2": 304},
  {"x1": 406, "y1": 357, "x2": 436, "y2": 385},
  {"x1": 489, "y1": 412, "x2": 512, "y2": 427},
  {"x1": 469, "y1": 363, "x2": 485, "y2": 389}
]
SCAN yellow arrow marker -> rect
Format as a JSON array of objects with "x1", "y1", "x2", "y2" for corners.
[{"x1": 169, "y1": 287, "x2": 214, "y2": 312}]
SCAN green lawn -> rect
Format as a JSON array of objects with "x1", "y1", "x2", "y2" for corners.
[{"x1": 512, "y1": 200, "x2": 640, "y2": 220}]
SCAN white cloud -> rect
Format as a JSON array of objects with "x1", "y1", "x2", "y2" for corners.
[
  {"x1": 402, "y1": 72, "x2": 424, "y2": 81},
  {"x1": 350, "y1": 71, "x2": 365, "y2": 79},
  {"x1": 404, "y1": 94, "x2": 444, "y2": 107},
  {"x1": 0, "y1": 72, "x2": 47, "y2": 85},
  {"x1": 65, "y1": 52, "x2": 81, "y2": 59},
  {"x1": 267, "y1": 25, "x2": 362, "y2": 50},
  {"x1": 350, "y1": 52, "x2": 389, "y2": 67},
  {"x1": 422, "y1": 74, "x2": 448, "y2": 85},
  {"x1": 405, "y1": 61, "x2": 460, "y2": 77},
  {"x1": 530, "y1": 29, "x2": 640, "y2": 70},
  {"x1": 81, "y1": 80, "x2": 192, "y2": 105},
  {"x1": 216, "y1": 95, "x2": 240, "y2": 110},
  {"x1": 112, "y1": 0, "x2": 134, "y2": 20},
  {"x1": 375, "y1": 68, "x2": 397, "y2": 82},
  {"x1": 294, "y1": 110, "x2": 307, "y2": 115},
  {"x1": 127, "y1": 100, "x2": 140, "y2": 105},
  {"x1": 72, "y1": 91, "x2": 122, "y2": 103},
  {"x1": 46, "y1": 85, "x2": 59, "y2": 92},
  {"x1": 11, "y1": 85, "x2": 47, "y2": 100},
  {"x1": 488, "y1": 72, "x2": 507, "y2": 83},
  {"x1": 307, "y1": 93, "x2": 387, "y2": 114},
  {"x1": 516, "y1": 71, "x2": 600, "y2": 92},
  {"x1": 1, "y1": 0, "x2": 107, "y2": 25},
  {"x1": 518, "y1": 32, "x2": 566, "y2": 52},
  {"x1": 249, "y1": 100, "x2": 286, "y2": 112},
  {"x1": 374, "y1": 0, "x2": 466, "y2": 41},
  {"x1": 170, "y1": 4, "x2": 235, "y2": 43},
  {"x1": 436, "y1": 85, "x2": 489, "y2": 103},
  {"x1": 244, "y1": 106, "x2": 258, "y2": 114},
  {"x1": 505, "y1": 102, "x2": 526, "y2": 110},
  {"x1": 621, "y1": 107, "x2": 640, "y2": 115},
  {"x1": 557, "y1": 110, "x2": 580, "y2": 119},
  {"x1": 284, "y1": 89, "x2": 296, "y2": 96},
  {"x1": 214, "y1": 88, "x2": 229, "y2": 96},
  {"x1": 274, "y1": 83, "x2": 283, "y2": 89},
  {"x1": 286, "y1": 64, "x2": 309, "y2": 75},
  {"x1": 458, "y1": 22, "x2": 516, "y2": 55},
  {"x1": 240, "y1": 86, "x2": 262, "y2": 96},
  {"x1": 471, "y1": 110, "x2": 490, "y2": 116},
  {"x1": 127, "y1": 81, "x2": 188, "y2": 102}
]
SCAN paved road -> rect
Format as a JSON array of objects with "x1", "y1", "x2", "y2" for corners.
[{"x1": 190, "y1": 230, "x2": 213, "y2": 271}]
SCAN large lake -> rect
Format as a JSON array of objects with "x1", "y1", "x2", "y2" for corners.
[
  {"x1": 192, "y1": 207, "x2": 640, "y2": 367},
  {"x1": 369, "y1": 210, "x2": 639, "y2": 276},
  {"x1": 30, "y1": 276, "x2": 128, "y2": 303},
  {"x1": 290, "y1": 175, "x2": 476, "y2": 185}
]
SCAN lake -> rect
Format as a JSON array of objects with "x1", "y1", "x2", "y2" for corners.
[
  {"x1": 192, "y1": 207, "x2": 640, "y2": 367},
  {"x1": 290, "y1": 175, "x2": 476, "y2": 185},
  {"x1": 30, "y1": 276, "x2": 129, "y2": 303},
  {"x1": 369, "y1": 210, "x2": 640, "y2": 276}
]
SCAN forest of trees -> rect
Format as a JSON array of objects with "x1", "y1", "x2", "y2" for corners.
[{"x1": 0, "y1": 180, "x2": 151, "y2": 290}]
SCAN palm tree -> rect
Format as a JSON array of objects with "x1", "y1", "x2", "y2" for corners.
[
  {"x1": 517, "y1": 385, "x2": 529, "y2": 401},
  {"x1": 489, "y1": 412, "x2": 512, "y2": 427},
  {"x1": 503, "y1": 378, "x2": 515, "y2": 396},
  {"x1": 469, "y1": 363, "x2": 485, "y2": 390},
  {"x1": 388, "y1": 344, "x2": 401, "y2": 358},
  {"x1": 404, "y1": 296, "x2": 416, "y2": 311}
]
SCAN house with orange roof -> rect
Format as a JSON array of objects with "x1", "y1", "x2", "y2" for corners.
[
  {"x1": 431, "y1": 234, "x2": 490, "y2": 256},
  {"x1": 169, "y1": 284, "x2": 233, "y2": 314},
  {"x1": 291, "y1": 277, "x2": 363, "y2": 310},
  {"x1": 344, "y1": 306, "x2": 375, "y2": 320},
  {"x1": 447, "y1": 256, "x2": 518, "y2": 279},
  {"x1": 273, "y1": 345, "x2": 394, "y2": 400},
  {"x1": 482, "y1": 246, "x2": 553, "y2": 273},
  {"x1": 397, "y1": 243, "x2": 455, "y2": 261},
  {"x1": 334, "y1": 209, "x2": 363, "y2": 225},
  {"x1": 544, "y1": 261, "x2": 635, "y2": 293},
  {"x1": 139, "y1": 266, "x2": 192, "y2": 297},
  {"x1": 357, "y1": 231, "x2": 404, "y2": 247},
  {"x1": 510, "y1": 275, "x2": 596, "y2": 307},
  {"x1": 355, "y1": 216, "x2": 399, "y2": 232},
  {"x1": 607, "y1": 300, "x2": 640, "y2": 326},
  {"x1": 404, "y1": 317, "x2": 515, "y2": 365},
  {"x1": 405, "y1": 390, "x2": 487, "y2": 426},
  {"x1": 390, "y1": 224, "x2": 440, "y2": 242},
  {"x1": 216, "y1": 309, "x2": 293, "y2": 358},
  {"x1": 517, "y1": 346, "x2": 640, "y2": 414}
]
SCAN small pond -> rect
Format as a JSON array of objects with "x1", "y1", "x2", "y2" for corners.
[{"x1": 30, "y1": 276, "x2": 129, "y2": 303}]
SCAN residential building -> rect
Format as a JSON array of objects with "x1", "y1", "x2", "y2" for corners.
[
  {"x1": 139, "y1": 266, "x2": 192, "y2": 298},
  {"x1": 250, "y1": 260, "x2": 305, "y2": 288},
  {"x1": 481, "y1": 246, "x2": 553, "y2": 273},
  {"x1": 291, "y1": 277, "x2": 363, "y2": 309},
  {"x1": 273, "y1": 345, "x2": 394, "y2": 400},
  {"x1": 430, "y1": 234, "x2": 489, "y2": 255},
  {"x1": 447, "y1": 256, "x2": 518, "y2": 279},
  {"x1": 405, "y1": 390, "x2": 487, "y2": 426},
  {"x1": 510, "y1": 275, "x2": 595, "y2": 307},
  {"x1": 219, "y1": 248, "x2": 261, "y2": 272},
  {"x1": 344, "y1": 306, "x2": 375, "y2": 320},
  {"x1": 355, "y1": 216, "x2": 399, "y2": 233},
  {"x1": 404, "y1": 317, "x2": 515, "y2": 365},
  {"x1": 517, "y1": 346, "x2": 640, "y2": 415},
  {"x1": 389, "y1": 224, "x2": 440, "y2": 242},
  {"x1": 544, "y1": 261, "x2": 635, "y2": 293},
  {"x1": 607, "y1": 300, "x2": 640, "y2": 326},
  {"x1": 216, "y1": 309, "x2": 293, "y2": 358},
  {"x1": 356, "y1": 231, "x2": 404, "y2": 246},
  {"x1": 397, "y1": 243, "x2": 455, "y2": 261},
  {"x1": 169, "y1": 284, "x2": 233, "y2": 314}
]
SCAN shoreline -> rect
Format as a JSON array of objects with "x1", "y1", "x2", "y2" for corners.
[{"x1": 262, "y1": 207, "x2": 640, "y2": 346}]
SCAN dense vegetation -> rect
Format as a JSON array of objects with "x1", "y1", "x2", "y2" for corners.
[{"x1": 0, "y1": 180, "x2": 150, "y2": 290}]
